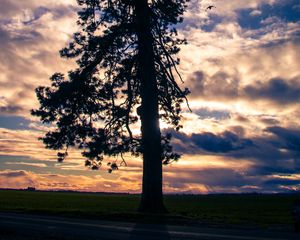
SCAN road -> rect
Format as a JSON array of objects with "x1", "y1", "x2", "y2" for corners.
[{"x1": 0, "y1": 213, "x2": 298, "y2": 240}]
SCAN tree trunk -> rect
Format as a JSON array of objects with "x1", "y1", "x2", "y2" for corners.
[{"x1": 134, "y1": 0, "x2": 166, "y2": 213}]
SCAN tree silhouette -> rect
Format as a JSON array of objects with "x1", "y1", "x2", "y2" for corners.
[{"x1": 32, "y1": 0, "x2": 189, "y2": 213}]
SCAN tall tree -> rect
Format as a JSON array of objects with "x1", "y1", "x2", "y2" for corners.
[{"x1": 32, "y1": 0, "x2": 189, "y2": 213}]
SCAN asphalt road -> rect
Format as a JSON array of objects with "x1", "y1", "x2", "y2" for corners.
[{"x1": 0, "y1": 213, "x2": 298, "y2": 240}]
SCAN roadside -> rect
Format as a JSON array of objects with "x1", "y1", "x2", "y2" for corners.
[{"x1": 0, "y1": 212, "x2": 299, "y2": 240}]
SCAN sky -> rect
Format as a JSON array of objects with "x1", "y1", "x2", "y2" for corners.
[{"x1": 0, "y1": 0, "x2": 300, "y2": 194}]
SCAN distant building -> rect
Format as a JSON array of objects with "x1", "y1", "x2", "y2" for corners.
[{"x1": 27, "y1": 187, "x2": 36, "y2": 191}]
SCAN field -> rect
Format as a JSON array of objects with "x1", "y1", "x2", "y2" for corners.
[{"x1": 0, "y1": 190, "x2": 299, "y2": 229}]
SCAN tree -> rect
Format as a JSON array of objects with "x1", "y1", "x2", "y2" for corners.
[{"x1": 32, "y1": 0, "x2": 190, "y2": 213}]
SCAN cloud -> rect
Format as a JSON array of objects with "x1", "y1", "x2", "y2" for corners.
[
  {"x1": 194, "y1": 107, "x2": 231, "y2": 120},
  {"x1": 266, "y1": 126, "x2": 300, "y2": 152},
  {"x1": 259, "y1": 117, "x2": 280, "y2": 125},
  {"x1": 191, "y1": 131, "x2": 253, "y2": 153},
  {"x1": 263, "y1": 178, "x2": 300, "y2": 186},
  {"x1": 244, "y1": 77, "x2": 300, "y2": 104},
  {"x1": 167, "y1": 168, "x2": 248, "y2": 187},
  {"x1": 181, "y1": 1, "x2": 300, "y2": 112},
  {"x1": 0, "y1": 169, "x2": 142, "y2": 193},
  {"x1": 0, "y1": 0, "x2": 299, "y2": 194},
  {"x1": 0, "y1": 105, "x2": 24, "y2": 115},
  {"x1": 0, "y1": 0, "x2": 77, "y2": 119},
  {"x1": 169, "y1": 129, "x2": 254, "y2": 154},
  {"x1": 168, "y1": 124, "x2": 300, "y2": 181},
  {"x1": 5, "y1": 162, "x2": 47, "y2": 168},
  {"x1": 0, "y1": 170, "x2": 27, "y2": 178},
  {"x1": 188, "y1": 71, "x2": 239, "y2": 100},
  {"x1": 0, "y1": 170, "x2": 35, "y2": 188},
  {"x1": 250, "y1": 10, "x2": 262, "y2": 16},
  {"x1": 188, "y1": 70, "x2": 300, "y2": 105},
  {"x1": 293, "y1": 4, "x2": 300, "y2": 11}
]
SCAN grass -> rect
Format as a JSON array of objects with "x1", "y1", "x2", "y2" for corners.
[{"x1": 0, "y1": 190, "x2": 299, "y2": 228}]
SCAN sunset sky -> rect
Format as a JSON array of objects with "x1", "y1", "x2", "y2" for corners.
[{"x1": 0, "y1": 0, "x2": 300, "y2": 193}]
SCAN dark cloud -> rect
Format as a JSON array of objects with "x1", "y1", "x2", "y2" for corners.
[
  {"x1": 266, "y1": 126, "x2": 300, "y2": 152},
  {"x1": 194, "y1": 108, "x2": 231, "y2": 120},
  {"x1": 263, "y1": 178, "x2": 300, "y2": 186},
  {"x1": 0, "y1": 170, "x2": 27, "y2": 178},
  {"x1": 228, "y1": 128, "x2": 300, "y2": 167},
  {"x1": 165, "y1": 166, "x2": 300, "y2": 193},
  {"x1": 259, "y1": 117, "x2": 280, "y2": 125},
  {"x1": 230, "y1": 125, "x2": 300, "y2": 177},
  {"x1": 228, "y1": 126, "x2": 245, "y2": 137},
  {"x1": 189, "y1": 69, "x2": 300, "y2": 105},
  {"x1": 213, "y1": 71, "x2": 239, "y2": 98},
  {"x1": 235, "y1": 115, "x2": 250, "y2": 123},
  {"x1": 189, "y1": 71, "x2": 239, "y2": 100},
  {"x1": 191, "y1": 131, "x2": 253, "y2": 153},
  {"x1": 23, "y1": 7, "x2": 50, "y2": 25},
  {"x1": 0, "y1": 105, "x2": 24, "y2": 115},
  {"x1": 169, "y1": 129, "x2": 253, "y2": 154},
  {"x1": 189, "y1": 71, "x2": 205, "y2": 96},
  {"x1": 248, "y1": 165, "x2": 298, "y2": 177},
  {"x1": 166, "y1": 168, "x2": 248, "y2": 188},
  {"x1": 0, "y1": 20, "x2": 43, "y2": 42},
  {"x1": 244, "y1": 77, "x2": 300, "y2": 104},
  {"x1": 169, "y1": 125, "x2": 300, "y2": 180},
  {"x1": 0, "y1": 27, "x2": 10, "y2": 42},
  {"x1": 0, "y1": 88, "x2": 33, "y2": 116},
  {"x1": 167, "y1": 129, "x2": 199, "y2": 154},
  {"x1": 23, "y1": 5, "x2": 78, "y2": 24}
]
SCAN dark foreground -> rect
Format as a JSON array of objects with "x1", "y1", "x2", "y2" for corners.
[
  {"x1": 1, "y1": 190, "x2": 299, "y2": 228},
  {"x1": 0, "y1": 213, "x2": 299, "y2": 240}
]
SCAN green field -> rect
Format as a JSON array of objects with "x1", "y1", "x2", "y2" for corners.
[{"x1": 0, "y1": 190, "x2": 299, "y2": 228}]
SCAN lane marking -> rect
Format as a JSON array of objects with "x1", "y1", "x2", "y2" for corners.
[{"x1": 0, "y1": 214, "x2": 290, "y2": 240}]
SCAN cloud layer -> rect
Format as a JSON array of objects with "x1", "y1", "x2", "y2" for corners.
[{"x1": 0, "y1": 0, "x2": 300, "y2": 193}]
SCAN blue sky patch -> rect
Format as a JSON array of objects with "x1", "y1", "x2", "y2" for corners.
[
  {"x1": 0, "y1": 115, "x2": 31, "y2": 130},
  {"x1": 237, "y1": 1, "x2": 300, "y2": 30}
]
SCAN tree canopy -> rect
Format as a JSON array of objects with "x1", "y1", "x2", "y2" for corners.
[{"x1": 32, "y1": 0, "x2": 190, "y2": 173}]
